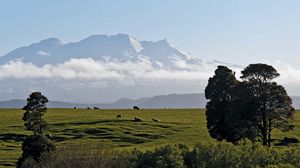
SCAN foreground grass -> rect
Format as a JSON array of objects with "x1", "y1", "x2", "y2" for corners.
[{"x1": 0, "y1": 108, "x2": 299, "y2": 167}]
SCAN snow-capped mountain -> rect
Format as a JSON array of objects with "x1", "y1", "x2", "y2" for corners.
[{"x1": 0, "y1": 33, "x2": 196, "y2": 67}]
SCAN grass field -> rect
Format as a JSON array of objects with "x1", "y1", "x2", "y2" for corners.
[{"x1": 0, "y1": 108, "x2": 299, "y2": 167}]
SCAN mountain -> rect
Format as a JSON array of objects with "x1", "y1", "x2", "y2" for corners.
[
  {"x1": 0, "y1": 33, "x2": 194, "y2": 67},
  {"x1": 0, "y1": 94, "x2": 299, "y2": 109},
  {"x1": 99, "y1": 93, "x2": 207, "y2": 109},
  {"x1": 0, "y1": 99, "x2": 86, "y2": 108},
  {"x1": 0, "y1": 93, "x2": 205, "y2": 109}
]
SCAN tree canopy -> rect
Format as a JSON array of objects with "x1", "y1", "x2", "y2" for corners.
[
  {"x1": 241, "y1": 63, "x2": 280, "y2": 82},
  {"x1": 22, "y1": 92, "x2": 49, "y2": 134}
]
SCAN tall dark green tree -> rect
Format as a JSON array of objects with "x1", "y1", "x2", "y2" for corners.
[
  {"x1": 22, "y1": 92, "x2": 49, "y2": 134},
  {"x1": 240, "y1": 64, "x2": 294, "y2": 146},
  {"x1": 17, "y1": 92, "x2": 55, "y2": 168},
  {"x1": 205, "y1": 66, "x2": 239, "y2": 142}
]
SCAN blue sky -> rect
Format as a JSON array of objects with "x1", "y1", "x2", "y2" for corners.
[{"x1": 1, "y1": 0, "x2": 300, "y2": 66}]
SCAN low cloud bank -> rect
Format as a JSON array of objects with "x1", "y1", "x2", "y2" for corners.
[
  {"x1": 0, "y1": 57, "x2": 215, "y2": 81},
  {"x1": 0, "y1": 57, "x2": 299, "y2": 87}
]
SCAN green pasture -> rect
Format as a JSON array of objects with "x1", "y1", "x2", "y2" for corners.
[{"x1": 0, "y1": 108, "x2": 299, "y2": 167}]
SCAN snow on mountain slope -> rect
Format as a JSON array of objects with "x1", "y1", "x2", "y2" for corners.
[
  {"x1": 0, "y1": 38, "x2": 62, "y2": 65},
  {"x1": 0, "y1": 33, "x2": 194, "y2": 67},
  {"x1": 129, "y1": 36, "x2": 143, "y2": 53}
]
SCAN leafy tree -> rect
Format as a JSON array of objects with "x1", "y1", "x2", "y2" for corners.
[
  {"x1": 17, "y1": 92, "x2": 55, "y2": 168},
  {"x1": 22, "y1": 92, "x2": 49, "y2": 134},
  {"x1": 205, "y1": 66, "x2": 239, "y2": 142},
  {"x1": 240, "y1": 64, "x2": 294, "y2": 146}
]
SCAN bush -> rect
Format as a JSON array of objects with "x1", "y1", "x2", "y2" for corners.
[
  {"x1": 18, "y1": 141, "x2": 300, "y2": 168},
  {"x1": 185, "y1": 140, "x2": 300, "y2": 168},
  {"x1": 134, "y1": 144, "x2": 186, "y2": 168},
  {"x1": 20, "y1": 145, "x2": 131, "y2": 168},
  {"x1": 187, "y1": 142, "x2": 241, "y2": 168}
]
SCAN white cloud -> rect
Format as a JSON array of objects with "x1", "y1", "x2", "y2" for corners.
[
  {"x1": 272, "y1": 61, "x2": 300, "y2": 86},
  {"x1": 0, "y1": 57, "x2": 214, "y2": 82},
  {"x1": 0, "y1": 58, "x2": 299, "y2": 95}
]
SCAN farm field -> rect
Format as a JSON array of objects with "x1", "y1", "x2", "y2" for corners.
[{"x1": 0, "y1": 108, "x2": 299, "y2": 167}]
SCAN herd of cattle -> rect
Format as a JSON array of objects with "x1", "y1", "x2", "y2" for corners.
[
  {"x1": 73, "y1": 106, "x2": 160, "y2": 123},
  {"x1": 74, "y1": 106, "x2": 140, "y2": 110}
]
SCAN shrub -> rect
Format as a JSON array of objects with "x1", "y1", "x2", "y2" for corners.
[
  {"x1": 134, "y1": 145, "x2": 185, "y2": 168},
  {"x1": 187, "y1": 142, "x2": 241, "y2": 168},
  {"x1": 20, "y1": 145, "x2": 131, "y2": 168},
  {"x1": 18, "y1": 141, "x2": 300, "y2": 168},
  {"x1": 185, "y1": 140, "x2": 300, "y2": 168}
]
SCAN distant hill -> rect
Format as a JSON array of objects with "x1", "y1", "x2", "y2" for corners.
[
  {"x1": 1, "y1": 93, "x2": 299, "y2": 109},
  {"x1": 100, "y1": 93, "x2": 207, "y2": 109},
  {"x1": 0, "y1": 99, "x2": 87, "y2": 108}
]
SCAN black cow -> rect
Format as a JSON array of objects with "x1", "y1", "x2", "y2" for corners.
[
  {"x1": 133, "y1": 117, "x2": 143, "y2": 122},
  {"x1": 152, "y1": 118, "x2": 159, "y2": 122}
]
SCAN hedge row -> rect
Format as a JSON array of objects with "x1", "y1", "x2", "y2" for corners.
[{"x1": 21, "y1": 140, "x2": 300, "y2": 168}]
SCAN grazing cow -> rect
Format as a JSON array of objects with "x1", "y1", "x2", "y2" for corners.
[
  {"x1": 152, "y1": 118, "x2": 159, "y2": 122},
  {"x1": 116, "y1": 114, "x2": 122, "y2": 118},
  {"x1": 87, "y1": 107, "x2": 91, "y2": 110},
  {"x1": 94, "y1": 107, "x2": 99, "y2": 110},
  {"x1": 74, "y1": 107, "x2": 77, "y2": 109},
  {"x1": 133, "y1": 106, "x2": 140, "y2": 110},
  {"x1": 133, "y1": 117, "x2": 143, "y2": 122}
]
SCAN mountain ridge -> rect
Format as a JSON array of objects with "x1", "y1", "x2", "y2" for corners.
[
  {"x1": 0, "y1": 33, "x2": 190, "y2": 66},
  {"x1": 1, "y1": 93, "x2": 299, "y2": 109}
]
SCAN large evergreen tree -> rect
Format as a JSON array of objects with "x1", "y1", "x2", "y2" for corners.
[
  {"x1": 205, "y1": 66, "x2": 239, "y2": 142},
  {"x1": 17, "y1": 92, "x2": 55, "y2": 168}
]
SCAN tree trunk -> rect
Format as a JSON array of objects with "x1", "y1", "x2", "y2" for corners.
[
  {"x1": 267, "y1": 119, "x2": 272, "y2": 147},
  {"x1": 262, "y1": 112, "x2": 268, "y2": 146},
  {"x1": 262, "y1": 129, "x2": 268, "y2": 146}
]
